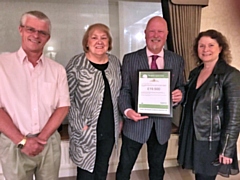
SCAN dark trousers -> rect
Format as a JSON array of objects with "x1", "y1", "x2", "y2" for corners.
[
  {"x1": 195, "y1": 174, "x2": 217, "y2": 180},
  {"x1": 116, "y1": 125, "x2": 168, "y2": 180},
  {"x1": 76, "y1": 137, "x2": 115, "y2": 180}
]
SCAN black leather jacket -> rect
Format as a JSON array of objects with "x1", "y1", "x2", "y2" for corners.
[{"x1": 180, "y1": 59, "x2": 240, "y2": 157}]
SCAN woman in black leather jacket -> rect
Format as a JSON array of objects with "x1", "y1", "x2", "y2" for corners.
[{"x1": 178, "y1": 29, "x2": 240, "y2": 180}]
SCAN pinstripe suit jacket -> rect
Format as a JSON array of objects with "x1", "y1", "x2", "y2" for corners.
[{"x1": 119, "y1": 47, "x2": 184, "y2": 144}]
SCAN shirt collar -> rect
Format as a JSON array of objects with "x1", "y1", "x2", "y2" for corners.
[
  {"x1": 146, "y1": 47, "x2": 164, "y2": 58},
  {"x1": 17, "y1": 47, "x2": 44, "y2": 65}
]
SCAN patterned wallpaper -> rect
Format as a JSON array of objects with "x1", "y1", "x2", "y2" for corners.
[{"x1": 201, "y1": 0, "x2": 240, "y2": 69}]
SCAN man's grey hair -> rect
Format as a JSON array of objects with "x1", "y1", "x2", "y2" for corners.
[{"x1": 20, "y1": 10, "x2": 51, "y2": 34}]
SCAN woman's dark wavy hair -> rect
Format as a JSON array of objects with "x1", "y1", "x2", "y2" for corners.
[{"x1": 193, "y1": 29, "x2": 232, "y2": 65}]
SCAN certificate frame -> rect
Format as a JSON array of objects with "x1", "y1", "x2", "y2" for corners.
[{"x1": 136, "y1": 70, "x2": 173, "y2": 117}]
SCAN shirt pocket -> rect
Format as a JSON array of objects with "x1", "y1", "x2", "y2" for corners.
[{"x1": 40, "y1": 82, "x2": 58, "y2": 108}]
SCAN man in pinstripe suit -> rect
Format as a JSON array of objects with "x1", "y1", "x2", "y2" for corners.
[{"x1": 116, "y1": 16, "x2": 185, "y2": 180}]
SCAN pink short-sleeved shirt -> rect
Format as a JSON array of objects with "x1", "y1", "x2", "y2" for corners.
[{"x1": 0, "y1": 48, "x2": 70, "y2": 135}]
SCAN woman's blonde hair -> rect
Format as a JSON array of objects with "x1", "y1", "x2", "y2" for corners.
[{"x1": 82, "y1": 23, "x2": 112, "y2": 53}]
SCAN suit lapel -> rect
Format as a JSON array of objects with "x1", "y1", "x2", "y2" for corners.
[
  {"x1": 163, "y1": 50, "x2": 171, "y2": 70},
  {"x1": 193, "y1": 60, "x2": 224, "y2": 100},
  {"x1": 138, "y1": 48, "x2": 149, "y2": 69},
  {"x1": 188, "y1": 67, "x2": 215, "y2": 101},
  {"x1": 195, "y1": 75, "x2": 214, "y2": 100}
]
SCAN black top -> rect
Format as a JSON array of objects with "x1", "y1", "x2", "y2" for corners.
[
  {"x1": 178, "y1": 79, "x2": 198, "y2": 170},
  {"x1": 90, "y1": 61, "x2": 114, "y2": 140}
]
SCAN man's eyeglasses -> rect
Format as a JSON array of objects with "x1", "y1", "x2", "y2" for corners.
[{"x1": 20, "y1": 25, "x2": 50, "y2": 37}]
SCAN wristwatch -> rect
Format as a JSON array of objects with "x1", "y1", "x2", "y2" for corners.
[{"x1": 17, "y1": 137, "x2": 27, "y2": 149}]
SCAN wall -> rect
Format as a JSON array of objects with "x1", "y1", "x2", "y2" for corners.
[{"x1": 201, "y1": 0, "x2": 240, "y2": 69}]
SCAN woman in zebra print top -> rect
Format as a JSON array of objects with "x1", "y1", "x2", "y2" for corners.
[{"x1": 66, "y1": 23, "x2": 122, "y2": 180}]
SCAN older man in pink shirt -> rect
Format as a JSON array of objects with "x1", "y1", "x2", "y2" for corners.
[{"x1": 0, "y1": 11, "x2": 70, "y2": 180}]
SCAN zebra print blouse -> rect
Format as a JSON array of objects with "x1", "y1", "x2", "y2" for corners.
[{"x1": 66, "y1": 52, "x2": 122, "y2": 172}]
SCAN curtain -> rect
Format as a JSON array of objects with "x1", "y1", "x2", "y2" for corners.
[
  {"x1": 170, "y1": 0, "x2": 209, "y2": 6},
  {"x1": 161, "y1": 0, "x2": 204, "y2": 127},
  {"x1": 162, "y1": 0, "x2": 202, "y2": 79}
]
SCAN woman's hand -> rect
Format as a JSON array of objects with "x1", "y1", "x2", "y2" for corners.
[{"x1": 219, "y1": 154, "x2": 233, "y2": 164}]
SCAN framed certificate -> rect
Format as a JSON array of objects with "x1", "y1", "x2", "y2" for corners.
[{"x1": 137, "y1": 70, "x2": 172, "y2": 117}]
